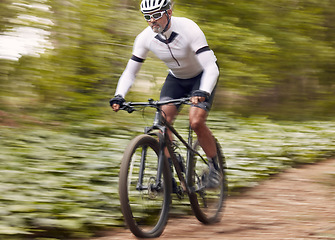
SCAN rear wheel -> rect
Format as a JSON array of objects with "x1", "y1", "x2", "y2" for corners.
[
  {"x1": 187, "y1": 139, "x2": 227, "y2": 224},
  {"x1": 119, "y1": 134, "x2": 171, "y2": 238}
]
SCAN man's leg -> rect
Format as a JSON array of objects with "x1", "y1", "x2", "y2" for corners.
[
  {"x1": 189, "y1": 106, "x2": 220, "y2": 188},
  {"x1": 189, "y1": 106, "x2": 217, "y2": 158}
]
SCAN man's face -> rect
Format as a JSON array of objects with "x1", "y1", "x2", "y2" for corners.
[{"x1": 144, "y1": 9, "x2": 172, "y2": 33}]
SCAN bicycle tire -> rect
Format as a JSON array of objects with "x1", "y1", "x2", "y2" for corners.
[
  {"x1": 187, "y1": 139, "x2": 227, "y2": 224},
  {"x1": 119, "y1": 134, "x2": 172, "y2": 238}
]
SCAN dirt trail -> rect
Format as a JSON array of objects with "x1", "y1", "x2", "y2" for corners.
[{"x1": 94, "y1": 159, "x2": 335, "y2": 240}]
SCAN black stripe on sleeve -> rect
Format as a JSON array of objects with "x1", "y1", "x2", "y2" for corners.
[
  {"x1": 131, "y1": 55, "x2": 145, "y2": 63},
  {"x1": 195, "y1": 46, "x2": 211, "y2": 55}
]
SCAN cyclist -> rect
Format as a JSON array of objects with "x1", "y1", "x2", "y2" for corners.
[{"x1": 110, "y1": 0, "x2": 220, "y2": 188}]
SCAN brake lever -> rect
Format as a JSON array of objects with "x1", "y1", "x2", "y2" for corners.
[{"x1": 120, "y1": 102, "x2": 135, "y2": 113}]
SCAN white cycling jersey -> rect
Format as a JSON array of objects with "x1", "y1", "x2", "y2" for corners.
[{"x1": 115, "y1": 16, "x2": 219, "y2": 97}]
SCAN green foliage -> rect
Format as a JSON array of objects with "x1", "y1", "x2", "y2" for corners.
[
  {"x1": 175, "y1": 0, "x2": 335, "y2": 117},
  {"x1": 1, "y1": 0, "x2": 335, "y2": 121},
  {"x1": 0, "y1": 0, "x2": 17, "y2": 32},
  {"x1": 0, "y1": 114, "x2": 335, "y2": 238}
]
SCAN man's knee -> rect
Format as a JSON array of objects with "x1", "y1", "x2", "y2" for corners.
[
  {"x1": 190, "y1": 117, "x2": 205, "y2": 131},
  {"x1": 190, "y1": 108, "x2": 207, "y2": 129}
]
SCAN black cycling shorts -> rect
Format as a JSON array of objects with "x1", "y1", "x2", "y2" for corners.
[{"x1": 160, "y1": 71, "x2": 216, "y2": 112}]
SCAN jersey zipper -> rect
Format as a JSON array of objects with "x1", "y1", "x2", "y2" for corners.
[{"x1": 163, "y1": 34, "x2": 180, "y2": 67}]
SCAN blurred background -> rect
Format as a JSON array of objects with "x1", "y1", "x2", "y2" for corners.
[
  {"x1": 0, "y1": 0, "x2": 335, "y2": 238},
  {"x1": 1, "y1": 0, "x2": 334, "y2": 121}
]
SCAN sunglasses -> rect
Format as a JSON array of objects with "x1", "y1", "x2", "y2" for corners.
[{"x1": 143, "y1": 11, "x2": 166, "y2": 21}]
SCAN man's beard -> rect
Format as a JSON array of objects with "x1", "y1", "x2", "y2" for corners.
[{"x1": 151, "y1": 23, "x2": 163, "y2": 33}]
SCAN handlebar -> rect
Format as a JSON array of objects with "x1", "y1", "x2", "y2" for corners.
[{"x1": 119, "y1": 97, "x2": 191, "y2": 113}]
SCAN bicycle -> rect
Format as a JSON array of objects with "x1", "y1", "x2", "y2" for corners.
[{"x1": 117, "y1": 97, "x2": 227, "y2": 238}]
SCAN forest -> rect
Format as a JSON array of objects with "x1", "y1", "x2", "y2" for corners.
[
  {"x1": 0, "y1": 0, "x2": 335, "y2": 238},
  {"x1": 1, "y1": 0, "x2": 334, "y2": 121}
]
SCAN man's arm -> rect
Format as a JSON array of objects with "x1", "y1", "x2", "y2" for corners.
[
  {"x1": 196, "y1": 49, "x2": 219, "y2": 95},
  {"x1": 115, "y1": 56, "x2": 144, "y2": 97},
  {"x1": 112, "y1": 28, "x2": 151, "y2": 111},
  {"x1": 111, "y1": 57, "x2": 144, "y2": 112},
  {"x1": 185, "y1": 19, "x2": 219, "y2": 96}
]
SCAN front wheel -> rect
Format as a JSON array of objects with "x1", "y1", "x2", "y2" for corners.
[
  {"x1": 187, "y1": 139, "x2": 228, "y2": 224},
  {"x1": 119, "y1": 134, "x2": 171, "y2": 238}
]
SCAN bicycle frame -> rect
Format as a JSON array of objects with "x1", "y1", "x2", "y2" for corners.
[{"x1": 136, "y1": 103, "x2": 207, "y2": 195}]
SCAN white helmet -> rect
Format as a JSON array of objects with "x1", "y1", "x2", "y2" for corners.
[{"x1": 140, "y1": 0, "x2": 171, "y2": 14}]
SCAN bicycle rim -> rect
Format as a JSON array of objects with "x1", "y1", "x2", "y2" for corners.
[
  {"x1": 119, "y1": 134, "x2": 171, "y2": 238},
  {"x1": 187, "y1": 139, "x2": 227, "y2": 224}
]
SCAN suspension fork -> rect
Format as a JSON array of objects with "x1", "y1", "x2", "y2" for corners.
[
  {"x1": 136, "y1": 108, "x2": 172, "y2": 192},
  {"x1": 136, "y1": 107, "x2": 166, "y2": 191},
  {"x1": 135, "y1": 135, "x2": 166, "y2": 192},
  {"x1": 149, "y1": 127, "x2": 169, "y2": 191},
  {"x1": 154, "y1": 140, "x2": 166, "y2": 190},
  {"x1": 136, "y1": 145, "x2": 147, "y2": 191}
]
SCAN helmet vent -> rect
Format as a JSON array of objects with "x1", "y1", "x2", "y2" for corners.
[{"x1": 140, "y1": 0, "x2": 170, "y2": 13}]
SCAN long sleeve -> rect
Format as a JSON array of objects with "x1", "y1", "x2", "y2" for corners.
[
  {"x1": 114, "y1": 59, "x2": 143, "y2": 97},
  {"x1": 196, "y1": 50, "x2": 219, "y2": 94}
]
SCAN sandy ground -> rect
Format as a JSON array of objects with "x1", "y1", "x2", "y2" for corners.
[{"x1": 93, "y1": 158, "x2": 335, "y2": 240}]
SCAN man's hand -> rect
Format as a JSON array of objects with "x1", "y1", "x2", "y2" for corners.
[
  {"x1": 191, "y1": 90, "x2": 210, "y2": 105},
  {"x1": 190, "y1": 96, "x2": 205, "y2": 105},
  {"x1": 111, "y1": 103, "x2": 120, "y2": 112},
  {"x1": 109, "y1": 95, "x2": 125, "y2": 112}
]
